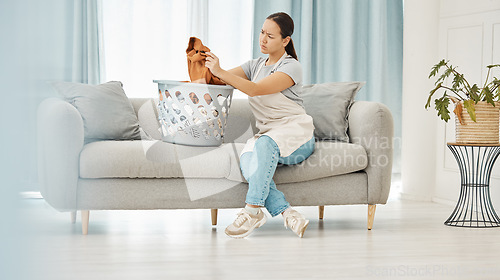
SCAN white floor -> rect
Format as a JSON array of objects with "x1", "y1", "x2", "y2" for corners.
[{"x1": 14, "y1": 197, "x2": 500, "y2": 280}]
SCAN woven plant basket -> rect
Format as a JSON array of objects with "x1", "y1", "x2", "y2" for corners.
[{"x1": 454, "y1": 101, "x2": 500, "y2": 144}]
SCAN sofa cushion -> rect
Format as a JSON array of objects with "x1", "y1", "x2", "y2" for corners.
[
  {"x1": 51, "y1": 81, "x2": 142, "y2": 143},
  {"x1": 80, "y1": 140, "x2": 230, "y2": 179},
  {"x1": 274, "y1": 141, "x2": 368, "y2": 184},
  {"x1": 302, "y1": 82, "x2": 365, "y2": 142},
  {"x1": 224, "y1": 141, "x2": 368, "y2": 184},
  {"x1": 80, "y1": 140, "x2": 367, "y2": 182}
]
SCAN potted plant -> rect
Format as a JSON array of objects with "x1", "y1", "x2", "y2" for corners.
[{"x1": 425, "y1": 59, "x2": 500, "y2": 144}]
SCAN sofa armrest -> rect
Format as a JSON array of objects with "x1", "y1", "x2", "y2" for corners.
[
  {"x1": 37, "y1": 98, "x2": 84, "y2": 211},
  {"x1": 348, "y1": 101, "x2": 394, "y2": 204}
]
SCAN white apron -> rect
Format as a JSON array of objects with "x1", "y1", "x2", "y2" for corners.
[{"x1": 241, "y1": 53, "x2": 315, "y2": 157}]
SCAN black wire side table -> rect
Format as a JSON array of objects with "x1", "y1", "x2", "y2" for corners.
[{"x1": 446, "y1": 143, "x2": 500, "y2": 227}]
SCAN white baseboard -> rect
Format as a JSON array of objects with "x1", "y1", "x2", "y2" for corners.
[
  {"x1": 400, "y1": 192, "x2": 458, "y2": 206},
  {"x1": 399, "y1": 192, "x2": 432, "y2": 202},
  {"x1": 19, "y1": 191, "x2": 43, "y2": 199},
  {"x1": 431, "y1": 196, "x2": 457, "y2": 206}
]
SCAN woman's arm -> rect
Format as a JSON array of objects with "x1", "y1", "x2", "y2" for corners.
[
  {"x1": 227, "y1": 66, "x2": 249, "y2": 79},
  {"x1": 205, "y1": 52, "x2": 294, "y2": 97}
]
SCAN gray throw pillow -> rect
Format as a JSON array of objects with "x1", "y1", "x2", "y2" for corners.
[
  {"x1": 51, "y1": 81, "x2": 142, "y2": 142},
  {"x1": 302, "y1": 81, "x2": 365, "y2": 142}
]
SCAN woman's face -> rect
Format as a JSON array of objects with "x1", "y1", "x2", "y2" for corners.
[{"x1": 259, "y1": 19, "x2": 289, "y2": 55}]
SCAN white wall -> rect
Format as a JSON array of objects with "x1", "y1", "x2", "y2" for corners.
[
  {"x1": 434, "y1": 1, "x2": 500, "y2": 206},
  {"x1": 402, "y1": 0, "x2": 500, "y2": 208},
  {"x1": 401, "y1": 0, "x2": 440, "y2": 201}
]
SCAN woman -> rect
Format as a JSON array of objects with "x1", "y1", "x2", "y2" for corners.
[{"x1": 205, "y1": 12, "x2": 315, "y2": 238}]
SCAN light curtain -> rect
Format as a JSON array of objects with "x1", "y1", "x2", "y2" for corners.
[
  {"x1": 101, "y1": 0, "x2": 253, "y2": 97},
  {"x1": 253, "y1": 0, "x2": 403, "y2": 172},
  {"x1": 188, "y1": 0, "x2": 209, "y2": 42},
  {"x1": 71, "y1": 0, "x2": 105, "y2": 84}
]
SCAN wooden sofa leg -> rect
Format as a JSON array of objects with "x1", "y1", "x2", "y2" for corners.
[
  {"x1": 70, "y1": 211, "x2": 77, "y2": 224},
  {"x1": 368, "y1": 205, "x2": 376, "y2": 230},
  {"x1": 81, "y1": 210, "x2": 90, "y2": 235},
  {"x1": 211, "y1": 209, "x2": 218, "y2": 226},
  {"x1": 319, "y1": 206, "x2": 324, "y2": 219}
]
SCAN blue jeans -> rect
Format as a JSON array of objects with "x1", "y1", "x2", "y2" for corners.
[{"x1": 240, "y1": 135, "x2": 315, "y2": 217}]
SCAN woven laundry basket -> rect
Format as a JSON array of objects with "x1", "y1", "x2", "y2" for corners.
[
  {"x1": 154, "y1": 80, "x2": 234, "y2": 146},
  {"x1": 455, "y1": 101, "x2": 500, "y2": 144}
]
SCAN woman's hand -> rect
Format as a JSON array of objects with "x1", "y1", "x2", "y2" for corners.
[
  {"x1": 205, "y1": 52, "x2": 223, "y2": 77},
  {"x1": 204, "y1": 51, "x2": 294, "y2": 97}
]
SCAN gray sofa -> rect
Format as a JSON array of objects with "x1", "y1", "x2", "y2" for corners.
[{"x1": 37, "y1": 97, "x2": 393, "y2": 235}]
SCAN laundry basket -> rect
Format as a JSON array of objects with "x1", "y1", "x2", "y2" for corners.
[{"x1": 154, "y1": 80, "x2": 234, "y2": 146}]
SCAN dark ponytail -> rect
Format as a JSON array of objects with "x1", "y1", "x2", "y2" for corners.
[
  {"x1": 267, "y1": 12, "x2": 298, "y2": 61},
  {"x1": 285, "y1": 39, "x2": 298, "y2": 61}
]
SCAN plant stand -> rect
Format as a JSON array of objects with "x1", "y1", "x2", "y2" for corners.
[{"x1": 446, "y1": 143, "x2": 500, "y2": 227}]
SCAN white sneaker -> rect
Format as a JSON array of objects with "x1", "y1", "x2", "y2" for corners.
[
  {"x1": 225, "y1": 208, "x2": 267, "y2": 238},
  {"x1": 283, "y1": 209, "x2": 309, "y2": 238}
]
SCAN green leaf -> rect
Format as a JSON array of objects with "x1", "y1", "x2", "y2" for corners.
[
  {"x1": 469, "y1": 84, "x2": 479, "y2": 102},
  {"x1": 429, "y1": 59, "x2": 447, "y2": 78},
  {"x1": 487, "y1": 64, "x2": 500, "y2": 69},
  {"x1": 463, "y1": 99, "x2": 476, "y2": 122},
  {"x1": 434, "y1": 96, "x2": 451, "y2": 122},
  {"x1": 426, "y1": 83, "x2": 442, "y2": 109},
  {"x1": 435, "y1": 67, "x2": 453, "y2": 85},
  {"x1": 484, "y1": 86, "x2": 495, "y2": 106},
  {"x1": 452, "y1": 72, "x2": 462, "y2": 90}
]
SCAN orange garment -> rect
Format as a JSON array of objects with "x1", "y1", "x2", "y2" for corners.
[{"x1": 186, "y1": 37, "x2": 225, "y2": 85}]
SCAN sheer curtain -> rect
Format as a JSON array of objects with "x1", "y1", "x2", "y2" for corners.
[
  {"x1": 72, "y1": 0, "x2": 106, "y2": 84},
  {"x1": 102, "y1": 0, "x2": 254, "y2": 98},
  {"x1": 254, "y1": 0, "x2": 403, "y2": 173}
]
